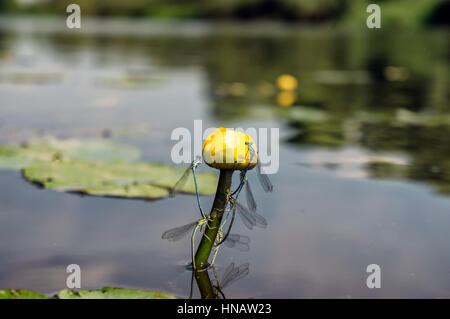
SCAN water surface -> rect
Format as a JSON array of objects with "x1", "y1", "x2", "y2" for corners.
[{"x1": 0, "y1": 17, "x2": 450, "y2": 298}]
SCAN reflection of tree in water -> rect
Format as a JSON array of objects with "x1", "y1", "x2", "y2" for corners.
[
  {"x1": 10, "y1": 28, "x2": 450, "y2": 194},
  {"x1": 200, "y1": 30, "x2": 450, "y2": 195}
]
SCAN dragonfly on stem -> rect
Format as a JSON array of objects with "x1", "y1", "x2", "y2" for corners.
[
  {"x1": 161, "y1": 217, "x2": 213, "y2": 271},
  {"x1": 168, "y1": 157, "x2": 205, "y2": 219},
  {"x1": 216, "y1": 196, "x2": 267, "y2": 247},
  {"x1": 210, "y1": 195, "x2": 266, "y2": 267},
  {"x1": 233, "y1": 142, "x2": 273, "y2": 213},
  {"x1": 211, "y1": 141, "x2": 271, "y2": 256}
]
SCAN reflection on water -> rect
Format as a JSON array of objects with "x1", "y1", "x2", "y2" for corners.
[
  {"x1": 1, "y1": 17, "x2": 450, "y2": 298},
  {"x1": 193, "y1": 262, "x2": 250, "y2": 299}
]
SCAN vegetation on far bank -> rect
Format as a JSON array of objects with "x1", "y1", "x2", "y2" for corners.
[{"x1": 0, "y1": 0, "x2": 449, "y2": 27}]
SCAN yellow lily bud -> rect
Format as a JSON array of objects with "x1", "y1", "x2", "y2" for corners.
[{"x1": 202, "y1": 127, "x2": 257, "y2": 170}]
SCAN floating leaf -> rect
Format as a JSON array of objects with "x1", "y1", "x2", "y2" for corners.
[
  {"x1": 0, "y1": 139, "x2": 141, "y2": 170},
  {"x1": 0, "y1": 289, "x2": 48, "y2": 299},
  {"x1": 1, "y1": 140, "x2": 217, "y2": 199},
  {"x1": 23, "y1": 159, "x2": 217, "y2": 199},
  {"x1": 95, "y1": 75, "x2": 164, "y2": 89},
  {"x1": 0, "y1": 72, "x2": 63, "y2": 84},
  {"x1": 57, "y1": 287, "x2": 177, "y2": 299},
  {"x1": 0, "y1": 287, "x2": 177, "y2": 299},
  {"x1": 279, "y1": 106, "x2": 330, "y2": 123},
  {"x1": 0, "y1": 143, "x2": 57, "y2": 169},
  {"x1": 49, "y1": 139, "x2": 141, "y2": 162}
]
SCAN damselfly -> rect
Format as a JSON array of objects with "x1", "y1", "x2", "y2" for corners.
[
  {"x1": 211, "y1": 197, "x2": 266, "y2": 265},
  {"x1": 210, "y1": 201, "x2": 252, "y2": 266},
  {"x1": 168, "y1": 157, "x2": 202, "y2": 196},
  {"x1": 233, "y1": 142, "x2": 273, "y2": 214},
  {"x1": 168, "y1": 157, "x2": 205, "y2": 219},
  {"x1": 161, "y1": 216, "x2": 212, "y2": 271}
]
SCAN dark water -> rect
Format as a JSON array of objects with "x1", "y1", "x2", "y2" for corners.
[{"x1": 0, "y1": 17, "x2": 450, "y2": 298}]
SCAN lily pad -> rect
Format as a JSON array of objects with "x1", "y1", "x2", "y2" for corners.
[
  {"x1": 0, "y1": 139, "x2": 141, "y2": 170},
  {"x1": 50, "y1": 139, "x2": 141, "y2": 162},
  {"x1": 23, "y1": 159, "x2": 217, "y2": 199},
  {"x1": 57, "y1": 287, "x2": 177, "y2": 299},
  {"x1": 95, "y1": 75, "x2": 163, "y2": 89},
  {"x1": 0, "y1": 289, "x2": 48, "y2": 299},
  {"x1": 279, "y1": 106, "x2": 330, "y2": 123},
  {"x1": 0, "y1": 287, "x2": 177, "y2": 299},
  {"x1": 1, "y1": 139, "x2": 218, "y2": 199},
  {"x1": 0, "y1": 72, "x2": 63, "y2": 84},
  {"x1": 0, "y1": 143, "x2": 57, "y2": 169}
]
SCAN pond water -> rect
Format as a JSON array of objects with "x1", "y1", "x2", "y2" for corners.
[{"x1": 0, "y1": 16, "x2": 450, "y2": 298}]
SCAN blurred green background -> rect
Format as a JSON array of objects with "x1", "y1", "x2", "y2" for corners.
[{"x1": 1, "y1": 0, "x2": 449, "y2": 26}]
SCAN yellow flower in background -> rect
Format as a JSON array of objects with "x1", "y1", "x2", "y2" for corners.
[
  {"x1": 276, "y1": 74, "x2": 298, "y2": 91},
  {"x1": 202, "y1": 128, "x2": 257, "y2": 170},
  {"x1": 277, "y1": 91, "x2": 297, "y2": 107}
]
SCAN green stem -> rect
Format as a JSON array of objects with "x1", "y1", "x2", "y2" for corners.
[
  {"x1": 194, "y1": 169, "x2": 233, "y2": 270},
  {"x1": 194, "y1": 269, "x2": 215, "y2": 299}
]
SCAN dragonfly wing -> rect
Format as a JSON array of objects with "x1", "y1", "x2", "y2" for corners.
[
  {"x1": 253, "y1": 211, "x2": 268, "y2": 229},
  {"x1": 220, "y1": 262, "x2": 235, "y2": 287},
  {"x1": 223, "y1": 234, "x2": 240, "y2": 249},
  {"x1": 245, "y1": 180, "x2": 257, "y2": 212},
  {"x1": 220, "y1": 265, "x2": 238, "y2": 288},
  {"x1": 221, "y1": 263, "x2": 250, "y2": 289},
  {"x1": 257, "y1": 160, "x2": 273, "y2": 193},
  {"x1": 235, "y1": 241, "x2": 250, "y2": 252},
  {"x1": 237, "y1": 234, "x2": 251, "y2": 244},
  {"x1": 236, "y1": 202, "x2": 256, "y2": 230},
  {"x1": 223, "y1": 239, "x2": 236, "y2": 249},
  {"x1": 224, "y1": 234, "x2": 251, "y2": 251},
  {"x1": 168, "y1": 163, "x2": 193, "y2": 196},
  {"x1": 233, "y1": 263, "x2": 250, "y2": 282},
  {"x1": 161, "y1": 221, "x2": 197, "y2": 242}
]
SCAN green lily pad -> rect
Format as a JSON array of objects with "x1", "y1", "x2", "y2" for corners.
[
  {"x1": 0, "y1": 72, "x2": 63, "y2": 84},
  {"x1": 1, "y1": 139, "x2": 217, "y2": 199},
  {"x1": 0, "y1": 139, "x2": 141, "y2": 170},
  {"x1": 0, "y1": 289, "x2": 48, "y2": 299},
  {"x1": 23, "y1": 159, "x2": 217, "y2": 199},
  {"x1": 0, "y1": 144, "x2": 56, "y2": 169},
  {"x1": 95, "y1": 75, "x2": 163, "y2": 89},
  {"x1": 279, "y1": 106, "x2": 330, "y2": 123},
  {"x1": 51, "y1": 139, "x2": 141, "y2": 162},
  {"x1": 0, "y1": 287, "x2": 177, "y2": 299},
  {"x1": 57, "y1": 287, "x2": 177, "y2": 299}
]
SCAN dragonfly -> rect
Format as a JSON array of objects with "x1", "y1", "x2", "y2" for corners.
[
  {"x1": 216, "y1": 197, "x2": 267, "y2": 247},
  {"x1": 168, "y1": 157, "x2": 205, "y2": 219},
  {"x1": 211, "y1": 142, "x2": 270, "y2": 251},
  {"x1": 161, "y1": 217, "x2": 212, "y2": 271},
  {"x1": 210, "y1": 228, "x2": 251, "y2": 266},
  {"x1": 165, "y1": 142, "x2": 272, "y2": 270},
  {"x1": 211, "y1": 262, "x2": 250, "y2": 298},
  {"x1": 233, "y1": 142, "x2": 273, "y2": 214},
  {"x1": 209, "y1": 196, "x2": 265, "y2": 267}
]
